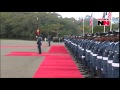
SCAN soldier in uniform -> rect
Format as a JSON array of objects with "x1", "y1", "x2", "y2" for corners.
[
  {"x1": 102, "y1": 33, "x2": 113, "y2": 78},
  {"x1": 107, "y1": 31, "x2": 119, "y2": 78},
  {"x1": 48, "y1": 35, "x2": 51, "y2": 46},
  {"x1": 90, "y1": 35, "x2": 98, "y2": 77},
  {"x1": 77, "y1": 36, "x2": 84, "y2": 64},
  {"x1": 91, "y1": 34, "x2": 102, "y2": 77},
  {"x1": 112, "y1": 33, "x2": 119, "y2": 78},
  {"x1": 80, "y1": 35, "x2": 88, "y2": 67},
  {"x1": 91, "y1": 33, "x2": 109, "y2": 78},
  {"x1": 85, "y1": 34, "x2": 96, "y2": 76},
  {"x1": 98, "y1": 33, "x2": 112, "y2": 78},
  {"x1": 89, "y1": 33, "x2": 103, "y2": 77}
]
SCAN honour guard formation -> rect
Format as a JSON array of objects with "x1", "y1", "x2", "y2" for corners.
[{"x1": 64, "y1": 30, "x2": 119, "y2": 78}]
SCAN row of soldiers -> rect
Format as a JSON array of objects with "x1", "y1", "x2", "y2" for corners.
[{"x1": 64, "y1": 31, "x2": 119, "y2": 78}]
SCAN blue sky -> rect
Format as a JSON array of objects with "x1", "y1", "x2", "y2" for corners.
[{"x1": 56, "y1": 12, "x2": 119, "y2": 20}]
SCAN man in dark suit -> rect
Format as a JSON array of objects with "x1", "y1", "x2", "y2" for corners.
[{"x1": 37, "y1": 35, "x2": 42, "y2": 54}]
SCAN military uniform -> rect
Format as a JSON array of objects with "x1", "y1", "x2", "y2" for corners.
[
  {"x1": 64, "y1": 31, "x2": 119, "y2": 78},
  {"x1": 48, "y1": 35, "x2": 51, "y2": 46},
  {"x1": 90, "y1": 39, "x2": 98, "y2": 76},
  {"x1": 102, "y1": 41, "x2": 113, "y2": 78},
  {"x1": 112, "y1": 42, "x2": 119, "y2": 78},
  {"x1": 107, "y1": 41, "x2": 119, "y2": 78},
  {"x1": 98, "y1": 40, "x2": 110, "y2": 78}
]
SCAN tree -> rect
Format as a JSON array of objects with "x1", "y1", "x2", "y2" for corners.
[{"x1": 1, "y1": 12, "x2": 118, "y2": 40}]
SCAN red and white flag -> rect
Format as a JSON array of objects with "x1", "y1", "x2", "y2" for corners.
[
  {"x1": 36, "y1": 29, "x2": 40, "y2": 35},
  {"x1": 90, "y1": 13, "x2": 93, "y2": 26},
  {"x1": 107, "y1": 12, "x2": 112, "y2": 20},
  {"x1": 107, "y1": 12, "x2": 112, "y2": 31}
]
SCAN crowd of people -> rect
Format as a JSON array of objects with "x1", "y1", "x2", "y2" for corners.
[{"x1": 64, "y1": 30, "x2": 119, "y2": 78}]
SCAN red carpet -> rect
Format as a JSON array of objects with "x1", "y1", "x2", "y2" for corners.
[
  {"x1": 48, "y1": 45, "x2": 68, "y2": 54},
  {"x1": 4, "y1": 45, "x2": 84, "y2": 78},
  {"x1": 5, "y1": 52, "x2": 69, "y2": 56},
  {"x1": 33, "y1": 45, "x2": 84, "y2": 78}
]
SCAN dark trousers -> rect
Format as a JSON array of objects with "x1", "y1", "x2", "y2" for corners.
[
  {"x1": 38, "y1": 45, "x2": 41, "y2": 54},
  {"x1": 112, "y1": 67, "x2": 119, "y2": 78},
  {"x1": 48, "y1": 41, "x2": 50, "y2": 46},
  {"x1": 107, "y1": 64, "x2": 112, "y2": 78}
]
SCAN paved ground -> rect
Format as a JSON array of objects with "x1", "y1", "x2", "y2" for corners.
[{"x1": 0, "y1": 40, "x2": 64, "y2": 78}]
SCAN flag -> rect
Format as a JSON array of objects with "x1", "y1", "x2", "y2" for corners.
[
  {"x1": 36, "y1": 29, "x2": 40, "y2": 35},
  {"x1": 78, "y1": 19, "x2": 83, "y2": 25},
  {"x1": 107, "y1": 12, "x2": 112, "y2": 20},
  {"x1": 90, "y1": 13, "x2": 93, "y2": 26},
  {"x1": 103, "y1": 12, "x2": 107, "y2": 19},
  {"x1": 108, "y1": 12, "x2": 112, "y2": 31}
]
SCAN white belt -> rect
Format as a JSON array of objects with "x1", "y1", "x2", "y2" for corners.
[
  {"x1": 108, "y1": 60, "x2": 113, "y2": 64},
  {"x1": 92, "y1": 54, "x2": 97, "y2": 56},
  {"x1": 103, "y1": 57, "x2": 108, "y2": 60},
  {"x1": 97, "y1": 56, "x2": 102, "y2": 59},
  {"x1": 105, "y1": 50, "x2": 107, "y2": 52},
  {"x1": 115, "y1": 50, "x2": 118, "y2": 53},
  {"x1": 81, "y1": 49, "x2": 84, "y2": 51},
  {"x1": 101, "y1": 68, "x2": 103, "y2": 71},
  {"x1": 112, "y1": 63, "x2": 119, "y2": 67},
  {"x1": 82, "y1": 56, "x2": 85, "y2": 58},
  {"x1": 87, "y1": 50, "x2": 91, "y2": 52},
  {"x1": 91, "y1": 52, "x2": 93, "y2": 55}
]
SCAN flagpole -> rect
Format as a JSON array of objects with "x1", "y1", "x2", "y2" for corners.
[
  {"x1": 37, "y1": 18, "x2": 39, "y2": 30},
  {"x1": 103, "y1": 12, "x2": 105, "y2": 33},
  {"x1": 104, "y1": 25, "x2": 105, "y2": 33},
  {"x1": 110, "y1": 12, "x2": 112, "y2": 31},
  {"x1": 83, "y1": 18, "x2": 84, "y2": 36},
  {"x1": 92, "y1": 12, "x2": 93, "y2": 33}
]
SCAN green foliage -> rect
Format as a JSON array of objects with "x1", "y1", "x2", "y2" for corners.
[{"x1": 0, "y1": 12, "x2": 119, "y2": 40}]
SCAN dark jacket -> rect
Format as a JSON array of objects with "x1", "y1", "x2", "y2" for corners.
[{"x1": 37, "y1": 37, "x2": 42, "y2": 45}]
